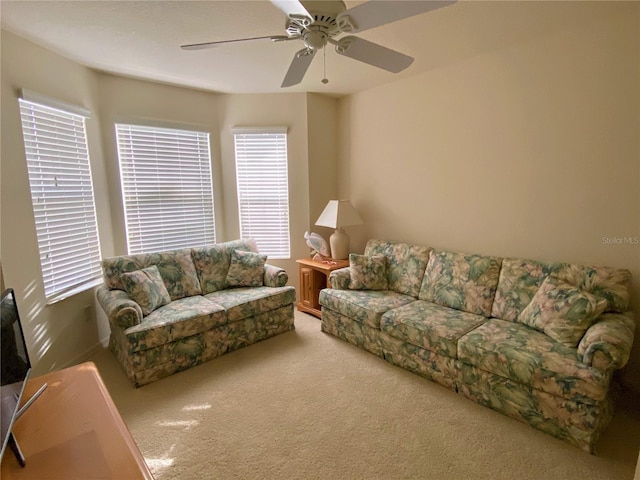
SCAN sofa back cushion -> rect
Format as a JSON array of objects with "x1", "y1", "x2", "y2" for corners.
[
  {"x1": 102, "y1": 248, "x2": 202, "y2": 300},
  {"x1": 191, "y1": 239, "x2": 259, "y2": 294},
  {"x1": 419, "y1": 249, "x2": 502, "y2": 317},
  {"x1": 364, "y1": 239, "x2": 431, "y2": 297},
  {"x1": 491, "y1": 258, "x2": 631, "y2": 322}
]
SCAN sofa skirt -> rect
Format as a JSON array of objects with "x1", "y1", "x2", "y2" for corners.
[
  {"x1": 110, "y1": 304, "x2": 295, "y2": 387},
  {"x1": 457, "y1": 363, "x2": 614, "y2": 453},
  {"x1": 321, "y1": 308, "x2": 384, "y2": 357}
]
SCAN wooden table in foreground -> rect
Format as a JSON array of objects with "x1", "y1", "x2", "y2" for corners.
[
  {"x1": 1, "y1": 362, "x2": 153, "y2": 480},
  {"x1": 296, "y1": 257, "x2": 349, "y2": 318}
]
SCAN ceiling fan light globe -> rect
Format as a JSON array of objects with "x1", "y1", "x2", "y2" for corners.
[{"x1": 303, "y1": 29, "x2": 327, "y2": 50}]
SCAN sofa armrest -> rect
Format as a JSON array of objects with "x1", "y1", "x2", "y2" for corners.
[
  {"x1": 329, "y1": 267, "x2": 351, "y2": 290},
  {"x1": 578, "y1": 312, "x2": 635, "y2": 371},
  {"x1": 264, "y1": 264, "x2": 288, "y2": 287},
  {"x1": 96, "y1": 285, "x2": 143, "y2": 330}
]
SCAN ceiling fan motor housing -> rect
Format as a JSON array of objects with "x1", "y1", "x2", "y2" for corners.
[{"x1": 285, "y1": 0, "x2": 347, "y2": 50}]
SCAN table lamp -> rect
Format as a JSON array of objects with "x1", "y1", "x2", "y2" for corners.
[{"x1": 315, "y1": 200, "x2": 363, "y2": 260}]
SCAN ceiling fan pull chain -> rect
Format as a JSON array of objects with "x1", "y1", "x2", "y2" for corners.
[{"x1": 322, "y1": 47, "x2": 328, "y2": 85}]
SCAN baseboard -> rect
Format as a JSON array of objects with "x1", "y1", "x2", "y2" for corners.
[{"x1": 59, "y1": 342, "x2": 108, "y2": 370}]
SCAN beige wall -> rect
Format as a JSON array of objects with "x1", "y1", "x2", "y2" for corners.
[
  {"x1": 338, "y1": 3, "x2": 640, "y2": 392},
  {"x1": 306, "y1": 93, "x2": 340, "y2": 243},
  {"x1": 1, "y1": 31, "x2": 114, "y2": 373}
]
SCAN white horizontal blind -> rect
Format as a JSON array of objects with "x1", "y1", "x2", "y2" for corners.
[
  {"x1": 19, "y1": 99, "x2": 103, "y2": 303},
  {"x1": 116, "y1": 124, "x2": 216, "y2": 254},
  {"x1": 233, "y1": 129, "x2": 290, "y2": 259}
]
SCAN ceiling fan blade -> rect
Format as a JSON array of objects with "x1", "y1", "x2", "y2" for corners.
[
  {"x1": 338, "y1": 0, "x2": 456, "y2": 33},
  {"x1": 335, "y1": 36, "x2": 413, "y2": 73},
  {"x1": 281, "y1": 48, "x2": 316, "y2": 88},
  {"x1": 270, "y1": 0, "x2": 311, "y2": 19},
  {"x1": 181, "y1": 35, "x2": 293, "y2": 51}
]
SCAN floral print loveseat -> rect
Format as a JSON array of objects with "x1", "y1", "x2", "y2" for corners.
[
  {"x1": 97, "y1": 239, "x2": 295, "y2": 387},
  {"x1": 319, "y1": 239, "x2": 635, "y2": 453}
]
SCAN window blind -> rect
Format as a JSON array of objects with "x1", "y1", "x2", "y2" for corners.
[
  {"x1": 19, "y1": 99, "x2": 103, "y2": 303},
  {"x1": 233, "y1": 129, "x2": 290, "y2": 259},
  {"x1": 116, "y1": 124, "x2": 216, "y2": 254}
]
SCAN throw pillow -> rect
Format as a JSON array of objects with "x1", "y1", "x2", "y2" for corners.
[
  {"x1": 121, "y1": 265, "x2": 171, "y2": 316},
  {"x1": 349, "y1": 253, "x2": 388, "y2": 290},
  {"x1": 517, "y1": 276, "x2": 607, "y2": 347},
  {"x1": 225, "y1": 249, "x2": 267, "y2": 287}
]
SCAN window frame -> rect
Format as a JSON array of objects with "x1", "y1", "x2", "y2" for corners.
[
  {"x1": 232, "y1": 127, "x2": 291, "y2": 259},
  {"x1": 115, "y1": 122, "x2": 216, "y2": 255},
  {"x1": 18, "y1": 91, "x2": 103, "y2": 304}
]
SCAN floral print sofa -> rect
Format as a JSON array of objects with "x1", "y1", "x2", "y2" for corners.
[
  {"x1": 319, "y1": 239, "x2": 635, "y2": 453},
  {"x1": 97, "y1": 239, "x2": 295, "y2": 387}
]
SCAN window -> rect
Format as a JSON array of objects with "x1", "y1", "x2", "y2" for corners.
[
  {"x1": 115, "y1": 124, "x2": 215, "y2": 254},
  {"x1": 19, "y1": 92, "x2": 102, "y2": 303},
  {"x1": 233, "y1": 128, "x2": 290, "y2": 259}
]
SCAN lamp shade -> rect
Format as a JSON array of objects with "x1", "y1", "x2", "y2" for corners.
[{"x1": 315, "y1": 200, "x2": 363, "y2": 229}]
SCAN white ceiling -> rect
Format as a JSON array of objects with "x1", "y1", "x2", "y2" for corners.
[{"x1": 0, "y1": 1, "x2": 616, "y2": 97}]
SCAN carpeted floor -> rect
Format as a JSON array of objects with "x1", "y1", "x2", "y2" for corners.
[{"x1": 91, "y1": 311, "x2": 640, "y2": 480}]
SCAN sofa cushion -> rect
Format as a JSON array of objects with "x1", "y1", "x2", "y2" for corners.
[
  {"x1": 102, "y1": 248, "x2": 202, "y2": 300},
  {"x1": 226, "y1": 250, "x2": 267, "y2": 287},
  {"x1": 490, "y1": 258, "x2": 564, "y2": 322},
  {"x1": 381, "y1": 301, "x2": 487, "y2": 358},
  {"x1": 364, "y1": 240, "x2": 431, "y2": 297},
  {"x1": 191, "y1": 239, "x2": 259, "y2": 294},
  {"x1": 458, "y1": 319, "x2": 609, "y2": 404},
  {"x1": 121, "y1": 266, "x2": 171, "y2": 316},
  {"x1": 419, "y1": 250, "x2": 502, "y2": 317},
  {"x1": 518, "y1": 277, "x2": 607, "y2": 347},
  {"x1": 349, "y1": 253, "x2": 388, "y2": 290},
  {"x1": 319, "y1": 289, "x2": 416, "y2": 329},
  {"x1": 554, "y1": 264, "x2": 631, "y2": 314},
  {"x1": 491, "y1": 258, "x2": 632, "y2": 321},
  {"x1": 123, "y1": 296, "x2": 227, "y2": 353},
  {"x1": 204, "y1": 286, "x2": 296, "y2": 323}
]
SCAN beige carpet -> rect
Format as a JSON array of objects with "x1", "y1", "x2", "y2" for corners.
[{"x1": 91, "y1": 311, "x2": 640, "y2": 480}]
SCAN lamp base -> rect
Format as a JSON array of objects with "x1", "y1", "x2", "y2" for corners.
[{"x1": 329, "y1": 228, "x2": 350, "y2": 260}]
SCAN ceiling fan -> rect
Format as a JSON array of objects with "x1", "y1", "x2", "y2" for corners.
[{"x1": 181, "y1": 0, "x2": 456, "y2": 88}]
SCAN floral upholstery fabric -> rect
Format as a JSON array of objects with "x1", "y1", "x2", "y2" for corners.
[
  {"x1": 457, "y1": 319, "x2": 609, "y2": 404},
  {"x1": 381, "y1": 301, "x2": 486, "y2": 358},
  {"x1": 321, "y1": 308, "x2": 383, "y2": 357},
  {"x1": 578, "y1": 312, "x2": 636, "y2": 371},
  {"x1": 263, "y1": 264, "x2": 289, "y2": 288},
  {"x1": 380, "y1": 332, "x2": 458, "y2": 390},
  {"x1": 123, "y1": 296, "x2": 227, "y2": 353},
  {"x1": 328, "y1": 267, "x2": 351, "y2": 290},
  {"x1": 364, "y1": 239, "x2": 431, "y2": 297},
  {"x1": 518, "y1": 276, "x2": 607, "y2": 347},
  {"x1": 419, "y1": 249, "x2": 502, "y2": 317},
  {"x1": 121, "y1": 266, "x2": 171, "y2": 315},
  {"x1": 320, "y1": 239, "x2": 633, "y2": 453},
  {"x1": 97, "y1": 286, "x2": 143, "y2": 329},
  {"x1": 457, "y1": 364, "x2": 612, "y2": 453},
  {"x1": 191, "y1": 239, "x2": 258, "y2": 294},
  {"x1": 204, "y1": 286, "x2": 296, "y2": 323},
  {"x1": 491, "y1": 258, "x2": 632, "y2": 321},
  {"x1": 349, "y1": 253, "x2": 388, "y2": 290},
  {"x1": 103, "y1": 248, "x2": 202, "y2": 300},
  {"x1": 226, "y1": 305, "x2": 295, "y2": 352},
  {"x1": 319, "y1": 288, "x2": 416, "y2": 329},
  {"x1": 226, "y1": 250, "x2": 267, "y2": 287},
  {"x1": 110, "y1": 323, "x2": 229, "y2": 387},
  {"x1": 554, "y1": 264, "x2": 632, "y2": 313}
]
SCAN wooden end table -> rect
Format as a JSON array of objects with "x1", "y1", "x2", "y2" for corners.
[{"x1": 296, "y1": 258, "x2": 349, "y2": 318}]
